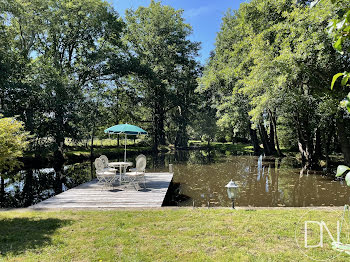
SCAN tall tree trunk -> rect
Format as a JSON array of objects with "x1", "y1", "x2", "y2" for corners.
[
  {"x1": 248, "y1": 123, "x2": 261, "y2": 155},
  {"x1": 295, "y1": 112, "x2": 319, "y2": 169},
  {"x1": 325, "y1": 125, "x2": 333, "y2": 168},
  {"x1": 175, "y1": 108, "x2": 189, "y2": 148},
  {"x1": 268, "y1": 109, "x2": 284, "y2": 157},
  {"x1": 53, "y1": 140, "x2": 65, "y2": 194},
  {"x1": 336, "y1": 113, "x2": 350, "y2": 165},
  {"x1": 23, "y1": 170, "x2": 33, "y2": 207},
  {"x1": 313, "y1": 127, "x2": 322, "y2": 161},
  {"x1": 153, "y1": 83, "x2": 166, "y2": 148},
  {"x1": 175, "y1": 128, "x2": 188, "y2": 148},
  {"x1": 258, "y1": 122, "x2": 272, "y2": 155},
  {"x1": 158, "y1": 107, "x2": 166, "y2": 145},
  {"x1": 268, "y1": 120, "x2": 277, "y2": 154},
  {"x1": 153, "y1": 107, "x2": 159, "y2": 151},
  {"x1": 153, "y1": 101, "x2": 166, "y2": 150},
  {"x1": 53, "y1": 81, "x2": 66, "y2": 193}
]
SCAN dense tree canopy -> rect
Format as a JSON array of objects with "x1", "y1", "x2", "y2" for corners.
[
  {"x1": 1, "y1": 0, "x2": 350, "y2": 176},
  {"x1": 200, "y1": 0, "x2": 350, "y2": 168},
  {"x1": 124, "y1": 0, "x2": 201, "y2": 149},
  {"x1": 0, "y1": 0, "x2": 202, "y2": 177}
]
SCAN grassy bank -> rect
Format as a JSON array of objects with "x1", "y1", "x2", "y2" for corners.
[
  {"x1": 21, "y1": 140, "x2": 255, "y2": 168},
  {"x1": 188, "y1": 141, "x2": 255, "y2": 154},
  {"x1": 1, "y1": 208, "x2": 348, "y2": 261}
]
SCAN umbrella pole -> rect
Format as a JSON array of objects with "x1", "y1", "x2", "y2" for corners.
[{"x1": 124, "y1": 133, "x2": 127, "y2": 162}]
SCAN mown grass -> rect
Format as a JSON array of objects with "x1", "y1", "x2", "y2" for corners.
[
  {"x1": 188, "y1": 141, "x2": 255, "y2": 153},
  {"x1": 65, "y1": 138, "x2": 146, "y2": 147},
  {"x1": 66, "y1": 146, "x2": 152, "y2": 158},
  {"x1": 1, "y1": 208, "x2": 349, "y2": 261}
]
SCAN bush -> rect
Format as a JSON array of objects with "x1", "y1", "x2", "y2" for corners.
[{"x1": 0, "y1": 115, "x2": 30, "y2": 174}]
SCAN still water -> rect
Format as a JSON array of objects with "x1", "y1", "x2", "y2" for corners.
[
  {"x1": 1, "y1": 150, "x2": 349, "y2": 208},
  {"x1": 165, "y1": 153, "x2": 350, "y2": 207}
]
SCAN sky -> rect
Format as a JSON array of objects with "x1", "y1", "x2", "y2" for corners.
[{"x1": 109, "y1": 0, "x2": 247, "y2": 65}]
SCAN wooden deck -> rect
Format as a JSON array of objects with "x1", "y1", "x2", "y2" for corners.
[{"x1": 30, "y1": 172, "x2": 173, "y2": 209}]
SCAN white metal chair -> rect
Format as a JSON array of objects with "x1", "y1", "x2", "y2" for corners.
[
  {"x1": 99, "y1": 155, "x2": 117, "y2": 172},
  {"x1": 129, "y1": 154, "x2": 145, "y2": 172},
  {"x1": 94, "y1": 158, "x2": 116, "y2": 189},
  {"x1": 125, "y1": 154, "x2": 147, "y2": 190}
]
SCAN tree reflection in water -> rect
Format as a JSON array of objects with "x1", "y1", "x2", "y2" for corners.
[
  {"x1": 1, "y1": 162, "x2": 91, "y2": 208},
  {"x1": 1, "y1": 151, "x2": 349, "y2": 208},
  {"x1": 162, "y1": 153, "x2": 350, "y2": 207}
]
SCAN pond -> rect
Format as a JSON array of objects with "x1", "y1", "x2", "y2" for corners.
[
  {"x1": 1, "y1": 150, "x2": 349, "y2": 208},
  {"x1": 163, "y1": 152, "x2": 350, "y2": 207}
]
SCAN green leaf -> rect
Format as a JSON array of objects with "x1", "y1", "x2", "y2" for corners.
[
  {"x1": 341, "y1": 75, "x2": 349, "y2": 86},
  {"x1": 336, "y1": 19, "x2": 346, "y2": 30},
  {"x1": 331, "y1": 73, "x2": 344, "y2": 90},
  {"x1": 334, "y1": 37, "x2": 343, "y2": 51},
  {"x1": 345, "y1": 173, "x2": 350, "y2": 186},
  {"x1": 336, "y1": 165, "x2": 350, "y2": 177}
]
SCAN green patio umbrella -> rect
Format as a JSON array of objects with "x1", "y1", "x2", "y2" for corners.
[{"x1": 104, "y1": 124, "x2": 147, "y2": 162}]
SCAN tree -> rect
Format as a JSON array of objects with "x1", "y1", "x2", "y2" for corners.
[
  {"x1": 124, "y1": 0, "x2": 200, "y2": 150},
  {"x1": 171, "y1": 62, "x2": 202, "y2": 148},
  {"x1": 1, "y1": 0, "x2": 126, "y2": 189},
  {"x1": 0, "y1": 115, "x2": 29, "y2": 172},
  {"x1": 200, "y1": 0, "x2": 350, "y2": 168},
  {"x1": 191, "y1": 88, "x2": 218, "y2": 147},
  {"x1": 0, "y1": 115, "x2": 29, "y2": 205}
]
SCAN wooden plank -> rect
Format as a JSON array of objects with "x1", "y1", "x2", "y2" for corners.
[{"x1": 29, "y1": 172, "x2": 173, "y2": 209}]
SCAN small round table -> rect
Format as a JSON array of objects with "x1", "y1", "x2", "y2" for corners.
[{"x1": 108, "y1": 161, "x2": 133, "y2": 184}]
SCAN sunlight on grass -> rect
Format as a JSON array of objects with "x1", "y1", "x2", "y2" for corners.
[{"x1": 1, "y1": 209, "x2": 349, "y2": 261}]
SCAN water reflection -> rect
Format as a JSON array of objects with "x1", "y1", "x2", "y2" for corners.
[
  {"x1": 1, "y1": 163, "x2": 91, "y2": 208},
  {"x1": 1, "y1": 150, "x2": 349, "y2": 208},
  {"x1": 161, "y1": 154, "x2": 350, "y2": 207}
]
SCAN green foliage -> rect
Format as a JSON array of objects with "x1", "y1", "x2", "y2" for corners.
[
  {"x1": 0, "y1": 115, "x2": 30, "y2": 174},
  {"x1": 0, "y1": 0, "x2": 127, "y2": 157},
  {"x1": 124, "y1": 0, "x2": 200, "y2": 148},
  {"x1": 0, "y1": 0, "x2": 201, "y2": 159},
  {"x1": 201, "y1": 0, "x2": 349, "y2": 164},
  {"x1": 331, "y1": 72, "x2": 348, "y2": 89},
  {"x1": 336, "y1": 165, "x2": 350, "y2": 177},
  {"x1": 328, "y1": 0, "x2": 350, "y2": 111},
  {"x1": 336, "y1": 165, "x2": 350, "y2": 186},
  {"x1": 328, "y1": 1, "x2": 350, "y2": 53}
]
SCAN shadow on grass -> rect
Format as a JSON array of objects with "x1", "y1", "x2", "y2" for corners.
[{"x1": 0, "y1": 217, "x2": 72, "y2": 256}]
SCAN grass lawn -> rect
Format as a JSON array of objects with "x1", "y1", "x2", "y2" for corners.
[
  {"x1": 65, "y1": 146, "x2": 152, "y2": 159},
  {"x1": 188, "y1": 141, "x2": 255, "y2": 153},
  {"x1": 1, "y1": 208, "x2": 349, "y2": 261}
]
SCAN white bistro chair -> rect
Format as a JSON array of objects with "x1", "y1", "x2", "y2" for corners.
[
  {"x1": 94, "y1": 158, "x2": 116, "y2": 189},
  {"x1": 99, "y1": 155, "x2": 117, "y2": 172},
  {"x1": 125, "y1": 154, "x2": 147, "y2": 190}
]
